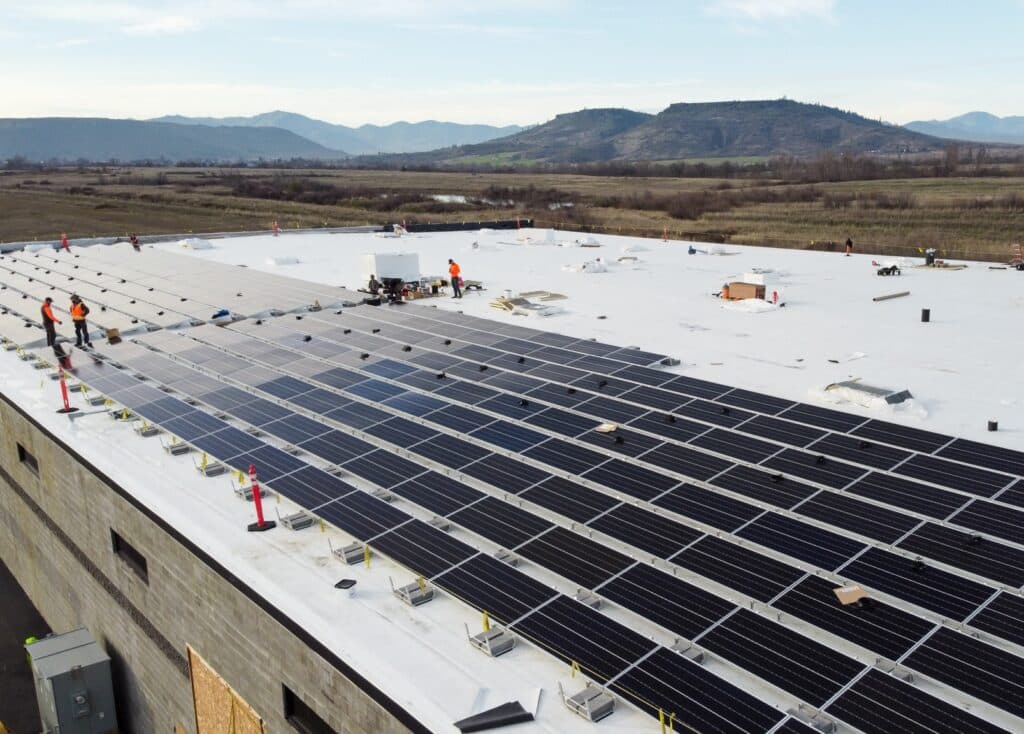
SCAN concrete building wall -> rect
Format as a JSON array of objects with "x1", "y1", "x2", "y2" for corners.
[{"x1": 0, "y1": 395, "x2": 424, "y2": 734}]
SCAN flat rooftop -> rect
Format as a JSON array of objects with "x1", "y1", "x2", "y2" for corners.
[{"x1": 1, "y1": 232, "x2": 1022, "y2": 734}]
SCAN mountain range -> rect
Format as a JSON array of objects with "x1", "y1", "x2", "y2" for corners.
[
  {"x1": 905, "y1": 112, "x2": 1024, "y2": 145},
  {"x1": 389, "y1": 100, "x2": 947, "y2": 164},
  {"x1": 152, "y1": 111, "x2": 525, "y2": 155},
  {"x1": 2, "y1": 102, "x2": 1020, "y2": 165},
  {"x1": 0, "y1": 118, "x2": 341, "y2": 162}
]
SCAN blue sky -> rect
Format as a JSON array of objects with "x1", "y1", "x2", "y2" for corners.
[{"x1": 3, "y1": 0, "x2": 1023, "y2": 126}]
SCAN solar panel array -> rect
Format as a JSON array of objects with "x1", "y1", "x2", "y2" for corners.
[{"x1": 3, "y1": 250, "x2": 1024, "y2": 733}]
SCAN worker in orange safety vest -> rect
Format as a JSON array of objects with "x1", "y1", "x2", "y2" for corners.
[
  {"x1": 69, "y1": 294, "x2": 92, "y2": 348},
  {"x1": 448, "y1": 258, "x2": 462, "y2": 299},
  {"x1": 41, "y1": 297, "x2": 62, "y2": 346}
]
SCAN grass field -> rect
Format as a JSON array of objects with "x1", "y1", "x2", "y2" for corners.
[{"x1": 1, "y1": 167, "x2": 1021, "y2": 261}]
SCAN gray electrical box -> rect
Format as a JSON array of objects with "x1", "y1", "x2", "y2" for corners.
[{"x1": 25, "y1": 628, "x2": 119, "y2": 734}]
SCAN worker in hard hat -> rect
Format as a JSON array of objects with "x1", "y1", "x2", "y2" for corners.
[
  {"x1": 70, "y1": 294, "x2": 92, "y2": 348},
  {"x1": 40, "y1": 297, "x2": 62, "y2": 346}
]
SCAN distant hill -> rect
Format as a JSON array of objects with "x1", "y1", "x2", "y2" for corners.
[
  {"x1": 152, "y1": 111, "x2": 526, "y2": 154},
  {"x1": 389, "y1": 100, "x2": 947, "y2": 165},
  {"x1": 0, "y1": 118, "x2": 344, "y2": 162},
  {"x1": 905, "y1": 111, "x2": 1024, "y2": 145}
]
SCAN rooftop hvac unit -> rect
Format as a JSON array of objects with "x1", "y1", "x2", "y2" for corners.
[{"x1": 25, "y1": 628, "x2": 119, "y2": 734}]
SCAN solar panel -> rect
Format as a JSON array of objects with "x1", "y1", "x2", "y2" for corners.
[
  {"x1": 698, "y1": 609, "x2": 865, "y2": 706},
  {"x1": 690, "y1": 428, "x2": 780, "y2": 463},
  {"x1": 642, "y1": 442, "x2": 734, "y2": 481},
  {"x1": 369, "y1": 519, "x2": 477, "y2": 578},
  {"x1": 448, "y1": 497, "x2": 554, "y2": 549},
  {"x1": 772, "y1": 576, "x2": 934, "y2": 659},
  {"x1": 618, "y1": 384, "x2": 692, "y2": 412},
  {"x1": 577, "y1": 395, "x2": 648, "y2": 424},
  {"x1": 793, "y1": 492, "x2": 922, "y2": 544},
  {"x1": 598, "y1": 563, "x2": 734, "y2": 638},
  {"x1": 894, "y1": 454, "x2": 1013, "y2": 497},
  {"x1": 516, "y1": 527, "x2": 634, "y2": 589},
  {"x1": 611, "y1": 364, "x2": 676, "y2": 387},
  {"x1": 460, "y1": 453, "x2": 549, "y2": 494},
  {"x1": 851, "y1": 419, "x2": 952, "y2": 454},
  {"x1": 676, "y1": 399, "x2": 753, "y2": 428},
  {"x1": 426, "y1": 403, "x2": 495, "y2": 433},
  {"x1": 511, "y1": 595, "x2": 656, "y2": 684},
  {"x1": 522, "y1": 437, "x2": 607, "y2": 475},
  {"x1": 710, "y1": 465, "x2": 818, "y2": 509},
  {"x1": 948, "y1": 499, "x2": 1024, "y2": 545},
  {"x1": 582, "y1": 458, "x2": 678, "y2": 501},
  {"x1": 903, "y1": 627, "x2": 1024, "y2": 719},
  {"x1": 470, "y1": 420, "x2": 547, "y2": 452},
  {"x1": 805, "y1": 432, "x2": 911, "y2": 470},
  {"x1": 969, "y1": 592, "x2": 1024, "y2": 647},
  {"x1": 627, "y1": 412, "x2": 708, "y2": 443},
  {"x1": 520, "y1": 476, "x2": 619, "y2": 523},
  {"x1": 343, "y1": 449, "x2": 426, "y2": 488},
  {"x1": 660, "y1": 375, "x2": 731, "y2": 400},
  {"x1": 610, "y1": 648, "x2": 784, "y2": 734},
  {"x1": 896, "y1": 523, "x2": 1024, "y2": 587},
  {"x1": 671, "y1": 535, "x2": 805, "y2": 602},
  {"x1": 382, "y1": 391, "x2": 448, "y2": 417},
  {"x1": 433, "y1": 554, "x2": 558, "y2": 625},
  {"x1": 839, "y1": 547, "x2": 994, "y2": 620},
  {"x1": 736, "y1": 513, "x2": 865, "y2": 570},
  {"x1": 654, "y1": 484, "x2": 764, "y2": 532},
  {"x1": 363, "y1": 416, "x2": 440, "y2": 448},
  {"x1": 522, "y1": 407, "x2": 598, "y2": 437},
  {"x1": 845, "y1": 471, "x2": 968, "y2": 519},
  {"x1": 408, "y1": 434, "x2": 492, "y2": 469},
  {"x1": 389, "y1": 472, "x2": 485, "y2": 516},
  {"x1": 937, "y1": 438, "x2": 1024, "y2": 476},
  {"x1": 587, "y1": 503, "x2": 702, "y2": 559},
  {"x1": 827, "y1": 668, "x2": 1007, "y2": 734},
  {"x1": 717, "y1": 388, "x2": 795, "y2": 415},
  {"x1": 761, "y1": 448, "x2": 866, "y2": 489},
  {"x1": 778, "y1": 402, "x2": 867, "y2": 433},
  {"x1": 578, "y1": 427, "x2": 662, "y2": 458}
]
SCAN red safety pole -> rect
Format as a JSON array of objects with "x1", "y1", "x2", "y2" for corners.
[
  {"x1": 247, "y1": 463, "x2": 276, "y2": 532},
  {"x1": 55, "y1": 367, "x2": 79, "y2": 414},
  {"x1": 273, "y1": 220, "x2": 279, "y2": 237}
]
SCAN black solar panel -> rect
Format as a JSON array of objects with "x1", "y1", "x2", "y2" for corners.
[
  {"x1": 448, "y1": 497, "x2": 554, "y2": 549},
  {"x1": 343, "y1": 449, "x2": 426, "y2": 488},
  {"x1": 840, "y1": 547, "x2": 994, "y2": 620},
  {"x1": 654, "y1": 484, "x2": 763, "y2": 532},
  {"x1": 711, "y1": 465, "x2": 818, "y2": 509},
  {"x1": 517, "y1": 527, "x2": 634, "y2": 588},
  {"x1": 611, "y1": 364, "x2": 675, "y2": 387},
  {"x1": 512, "y1": 595, "x2": 656, "y2": 684},
  {"x1": 827, "y1": 668, "x2": 1007, "y2": 734},
  {"x1": 470, "y1": 420, "x2": 547, "y2": 452},
  {"x1": 793, "y1": 491, "x2": 921, "y2": 544},
  {"x1": 577, "y1": 395, "x2": 649, "y2": 424},
  {"x1": 369, "y1": 519, "x2": 477, "y2": 578},
  {"x1": 661, "y1": 374, "x2": 732, "y2": 400},
  {"x1": 642, "y1": 442, "x2": 734, "y2": 481},
  {"x1": 627, "y1": 412, "x2": 708, "y2": 442},
  {"x1": 611, "y1": 648, "x2": 784, "y2": 734},
  {"x1": 676, "y1": 398, "x2": 753, "y2": 428},
  {"x1": 587, "y1": 503, "x2": 702, "y2": 559},
  {"x1": 806, "y1": 432, "x2": 911, "y2": 470},
  {"x1": 408, "y1": 434, "x2": 492, "y2": 469},
  {"x1": 937, "y1": 437, "x2": 1024, "y2": 476},
  {"x1": 717, "y1": 388, "x2": 795, "y2": 415},
  {"x1": 364, "y1": 416, "x2": 439, "y2": 448},
  {"x1": 897, "y1": 522, "x2": 1024, "y2": 587},
  {"x1": 969, "y1": 592, "x2": 1024, "y2": 648},
  {"x1": 894, "y1": 454, "x2": 1013, "y2": 497},
  {"x1": 745, "y1": 415, "x2": 831, "y2": 450},
  {"x1": 583, "y1": 458, "x2": 678, "y2": 501},
  {"x1": 520, "y1": 476, "x2": 619, "y2": 523},
  {"x1": 761, "y1": 448, "x2": 866, "y2": 489},
  {"x1": 737, "y1": 513, "x2": 866, "y2": 570},
  {"x1": 672, "y1": 536, "x2": 805, "y2": 602},
  {"x1": 578, "y1": 427, "x2": 662, "y2": 458},
  {"x1": 619, "y1": 384, "x2": 692, "y2": 412},
  {"x1": 599, "y1": 563, "x2": 734, "y2": 638},
  {"x1": 904, "y1": 627, "x2": 1024, "y2": 719},
  {"x1": 949, "y1": 499, "x2": 1024, "y2": 545},
  {"x1": 522, "y1": 437, "x2": 607, "y2": 475},
  {"x1": 433, "y1": 554, "x2": 558, "y2": 625},
  {"x1": 324, "y1": 401, "x2": 389, "y2": 429},
  {"x1": 315, "y1": 490, "x2": 410, "y2": 540},
  {"x1": 773, "y1": 576, "x2": 934, "y2": 659},
  {"x1": 778, "y1": 402, "x2": 867, "y2": 433},
  {"x1": 390, "y1": 472, "x2": 484, "y2": 516},
  {"x1": 852, "y1": 419, "x2": 952, "y2": 453},
  {"x1": 690, "y1": 427, "x2": 780, "y2": 463},
  {"x1": 846, "y1": 471, "x2": 969, "y2": 519},
  {"x1": 698, "y1": 609, "x2": 865, "y2": 706},
  {"x1": 297, "y1": 430, "x2": 373, "y2": 466}
]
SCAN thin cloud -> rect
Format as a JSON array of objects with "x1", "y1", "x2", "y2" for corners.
[
  {"x1": 53, "y1": 38, "x2": 92, "y2": 48},
  {"x1": 708, "y1": 0, "x2": 836, "y2": 20},
  {"x1": 124, "y1": 15, "x2": 200, "y2": 34}
]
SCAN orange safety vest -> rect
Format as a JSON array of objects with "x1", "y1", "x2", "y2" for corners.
[
  {"x1": 42, "y1": 303, "x2": 58, "y2": 323},
  {"x1": 71, "y1": 303, "x2": 87, "y2": 321},
  {"x1": 449, "y1": 262, "x2": 461, "y2": 278}
]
